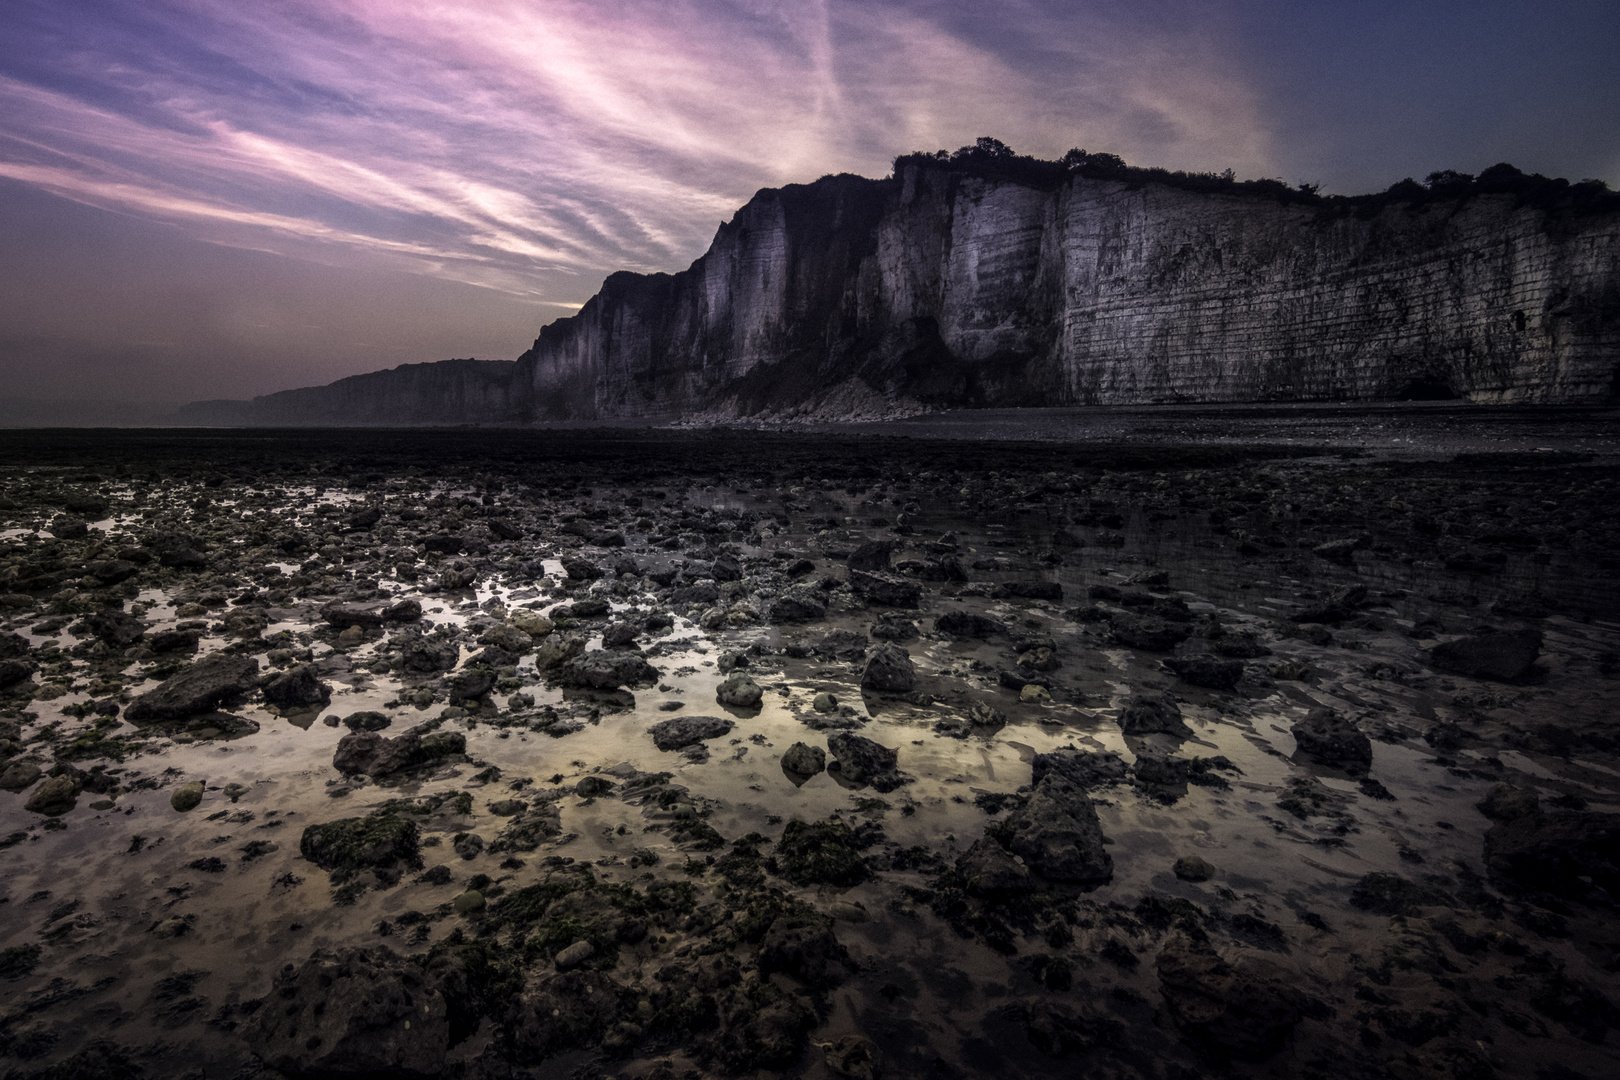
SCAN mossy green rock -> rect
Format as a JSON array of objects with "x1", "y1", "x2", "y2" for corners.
[
  {"x1": 453, "y1": 889, "x2": 486, "y2": 914},
  {"x1": 777, "y1": 818, "x2": 868, "y2": 887},
  {"x1": 300, "y1": 813, "x2": 421, "y2": 882},
  {"x1": 170, "y1": 781, "x2": 205, "y2": 812}
]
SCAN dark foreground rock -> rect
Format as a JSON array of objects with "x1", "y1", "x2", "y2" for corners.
[
  {"x1": 243, "y1": 946, "x2": 448, "y2": 1077},
  {"x1": 992, "y1": 773, "x2": 1113, "y2": 883},
  {"x1": 1117, "y1": 690, "x2": 1190, "y2": 737},
  {"x1": 1156, "y1": 932, "x2": 1302, "y2": 1060},
  {"x1": 859, "y1": 642, "x2": 915, "y2": 693},
  {"x1": 1290, "y1": 707, "x2": 1372, "y2": 771},
  {"x1": 1484, "y1": 810, "x2": 1620, "y2": 897},
  {"x1": 125, "y1": 654, "x2": 259, "y2": 722},
  {"x1": 261, "y1": 663, "x2": 332, "y2": 709},
  {"x1": 649, "y1": 714, "x2": 734, "y2": 751}
]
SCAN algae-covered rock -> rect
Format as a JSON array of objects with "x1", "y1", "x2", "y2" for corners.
[
  {"x1": 170, "y1": 780, "x2": 204, "y2": 812},
  {"x1": 300, "y1": 813, "x2": 422, "y2": 883},
  {"x1": 777, "y1": 818, "x2": 869, "y2": 887}
]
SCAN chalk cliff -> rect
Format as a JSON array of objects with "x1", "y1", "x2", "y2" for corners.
[
  {"x1": 514, "y1": 160, "x2": 1620, "y2": 417},
  {"x1": 182, "y1": 152, "x2": 1620, "y2": 425}
]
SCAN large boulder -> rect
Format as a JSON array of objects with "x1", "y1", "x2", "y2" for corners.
[
  {"x1": 243, "y1": 946, "x2": 448, "y2": 1077},
  {"x1": 1429, "y1": 627, "x2": 1542, "y2": 681},
  {"x1": 768, "y1": 587, "x2": 828, "y2": 623},
  {"x1": 1117, "y1": 690, "x2": 1190, "y2": 737},
  {"x1": 1156, "y1": 933, "x2": 1302, "y2": 1060},
  {"x1": 332, "y1": 728, "x2": 466, "y2": 779},
  {"x1": 262, "y1": 664, "x2": 332, "y2": 709},
  {"x1": 24, "y1": 774, "x2": 78, "y2": 816},
  {"x1": 83, "y1": 609, "x2": 147, "y2": 647},
  {"x1": 993, "y1": 773, "x2": 1112, "y2": 883},
  {"x1": 827, "y1": 732, "x2": 907, "y2": 793},
  {"x1": 649, "y1": 714, "x2": 734, "y2": 751},
  {"x1": 1290, "y1": 708, "x2": 1372, "y2": 772},
  {"x1": 956, "y1": 838, "x2": 1035, "y2": 898},
  {"x1": 559, "y1": 649, "x2": 659, "y2": 690},
  {"x1": 848, "y1": 570, "x2": 921, "y2": 608},
  {"x1": 125, "y1": 654, "x2": 259, "y2": 723},
  {"x1": 860, "y1": 643, "x2": 915, "y2": 693},
  {"x1": 716, "y1": 672, "x2": 764, "y2": 709},
  {"x1": 1031, "y1": 750, "x2": 1130, "y2": 789}
]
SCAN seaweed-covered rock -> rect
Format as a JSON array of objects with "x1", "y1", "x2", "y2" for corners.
[
  {"x1": 299, "y1": 813, "x2": 422, "y2": 883},
  {"x1": 1429, "y1": 627, "x2": 1542, "y2": 681},
  {"x1": 1477, "y1": 782, "x2": 1539, "y2": 822},
  {"x1": 332, "y1": 728, "x2": 466, "y2": 778},
  {"x1": 243, "y1": 946, "x2": 448, "y2": 1077},
  {"x1": 993, "y1": 773, "x2": 1112, "y2": 883},
  {"x1": 125, "y1": 654, "x2": 259, "y2": 722},
  {"x1": 1290, "y1": 707, "x2": 1372, "y2": 771},
  {"x1": 1156, "y1": 932, "x2": 1301, "y2": 1060},
  {"x1": 1, "y1": 761, "x2": 42, "y2": 792},
  {"x1": 859, "y1": 643, "x2": 915, "y2": 693},
  {"x1": 649, "y1": 714, "x2": 734, "y2": 751},
  {"x1": 262, "y1": 663, "x2": 332, "y2": 709},
  {"x1": 827, "y1": 732, "x2": 907, "y2": 792},
  {"x1": 1117, "y1": 690, "x2": 1190, "y2": 737},
  {"x1": 560, "y1": 649, "x2": 659, "y2": 690},
  {"x1": 503, "y1": 968, "x2": 624, "y2": 1060},
  {"x1": 23, "y1": 774, "x2": 77, "y2": 816},
  {"x1": 956, "y1": 838, "x2": 1035, "y2": 898},
  {"x1": 776, "y1": 818, "x2": 869, "y2": 886},
  {"x1": 1031, "y1": 749, "x2": 1130, "y2": 789},
  {"x1": 0, "y1": 658, "x2": 35, "y2": 690}
]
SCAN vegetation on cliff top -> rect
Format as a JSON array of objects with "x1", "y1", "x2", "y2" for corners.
[{"x1": 893, "y1": 137, "x2": 1619, "y2": 216}]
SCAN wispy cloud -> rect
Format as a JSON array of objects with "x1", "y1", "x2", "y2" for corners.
[{"x1": 0, "y1": 0, "x2": 1276, "y2": 302}]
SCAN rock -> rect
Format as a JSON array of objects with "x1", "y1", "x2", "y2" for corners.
[
  {"x1": 782, "y1": 742, "x2": 826, "y2": 777},
  {"x1": 1349, "y1": 872, "x2": 1454, "y2": 915},
  {"x1": 649, "y1": 714, "x2": 734, "y2": 751},
  {"x1": 957, "y1": 838, "x2": 1035, "y2": 897},
  {"x1": 562, "y1": 557, "x2": 602, "y2": 580},
  {"x1": 446, "y1": 667, "x2": 496, "y2": 703},
  {"x1": 1290, "y1": 708, "x2": 1372, "y2": 771},
  {"x1": 342, "y1": 711, "x2": 392, "y2": 732},
  {"x1": 243, "y1": 945, "x2": 448, "y2": 1077},
  {"x1": 560, "y1": 649, "x2": 659, "y2": 690},
  {"x1": 1, "y1": 762, "x2": 42, "y2": 792},
  {"x1": 262, "y1": 663, "x2": 332, "y2": 709},
  {"x1": 811, "y1": 692, "x2": 839, "y2": 713},
  {"x1": 24, "y1": 774, "x2": 78, "y2": 816},
  {"x1": 1019, "y1": 683, "x2": 1052, "y2": 704},
  {"x1": 554, "y1": 940, "x2": 595, "y2": 970},
  {"x1": 777, "y1": 817, "x2": 869, "y2": 886},
  {"x1": 1133, "y1": 752, "x2": 1190, "y2": 789},
  {"x1": 399, "y1": 636, "x2": 459, "y2": 673},
  {"x1": 383, "y1": 598, "x2": 422, "y2": 622},
  {"x1": 716, "y1": 672, "x2": 764, "y2": 709},
  {"x1": 83, "y1": 609, "x2": 147, "y2": 646},
  {"x1": 1430, "y1": 627, "x2": 1542, "y2": 681},
  {"x1": 1174, "y1": 855, "x2": 1215, "y2": 882},
  {"x1": 1109, "y1": 613, "x2": 1191, "y2": 651},
  {"x1": 769, "y1": 586, "x2": 828, "y2": 623},
  {"x1": 152, "y1": 533, "x2": 208, "y2": 568},
  {"x1": 332, "y1": 728, "x2": 466, "y2": 778},
  {"x1": 860, "y1": 643, "x2": 915, "y2": 693},
  {"x1": 148, "y1": 628, "x2": 201, "y2": 654},
  {"x1": 869, "y1": 611, "x2": 918, "y2": 640},
  {"x1": 936, "y1": 610, "x2": 1003, "y2": 638},
  {"x1": 0, "y1": 658, "x2": 34, "y2": 689},
  {"x1": 1031, "y1": 750, "x2": 1129, "y2": 789},
  {"x1": 846, "y1": 540, "x2": 894, "y2": 572},
  {"x1": 322, "y1": 603, "x2": 386, "y2": 629},
  {"x1": 601, "y1": 620, "x2": 638, "y2": 647},
  {"x1": 993, "y1": 773, "x2": 1113, "y2": 883},
  {"x1": 1156, "y1": 932, "x2": 1302, "y2": 1060},
  {"x1": 848, "y1": 569, "x2": 921, "y2": 608},
  {"x1": 1117, "y1": 690, "x2": 1190, "y2": 736},
  {"x1": 509, "y1": 609, "x2": 554, "y2": 637},
  {"x1": 814, "y1": 628, "x2": 869, "y2": 662},
  {"x1": 1478, "y1": 782, "x2": 1539, "y2": 821},
  {"x1": 1163, "y1": 654, "x2": 1245, "y2": 689},
  {"x1": 170, "y1": 781, "x2": 205, "y2": 812},
  {"x1": 1484, "y1": 810, "x2": 1620, "y2": 897},
  {"x1": 480, "y1": 622, "x2": 534, "y2": 654},
  {"x1": 48, "y1": 515, "x2": 89, "y2": 539},
  {"x1": 125, "y1": 654, "x2": 259, "y2": 722},
  {"x1": 827, "y1": 732, "x2": 907, "y2": 792},
  {"x1": 300, "y1": 814, "x2": 421, "y2": 881}
]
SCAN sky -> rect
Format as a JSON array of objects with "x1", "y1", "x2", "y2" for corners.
[{"x1": 1, "y1": 0, "x2": 1616, "y2": 420}]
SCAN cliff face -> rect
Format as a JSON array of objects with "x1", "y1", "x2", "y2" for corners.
[
  {"x1": 513, "y1": 164, "x2": 1620, "y2": 416},
  {"x1": 178, "y1": 359, "x2": 518, "y2": 426}
]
